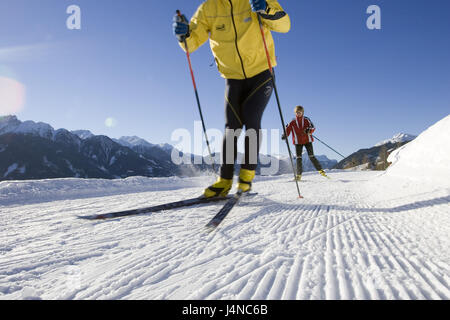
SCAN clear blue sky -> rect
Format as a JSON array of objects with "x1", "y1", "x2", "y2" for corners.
[{"x1": 1, "y1": 0, "x2": 449, "y2": 160}]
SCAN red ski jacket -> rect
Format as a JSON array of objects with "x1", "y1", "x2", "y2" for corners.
[{"x1": 285, "y1": 116, "x2": 315, "y2": 145}]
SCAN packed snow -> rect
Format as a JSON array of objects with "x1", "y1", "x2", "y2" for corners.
[
  {"x1": 0, "y1": 116, "x2": 449, "y2": 300},
  {"x1": 382, "y1": 116, "x2": 450, "y2": 190}
]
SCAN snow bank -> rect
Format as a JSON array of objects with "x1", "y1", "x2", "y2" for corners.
[
  {"x1": 0, "y1": 175, "x2": 210, "y2": 206},
  {"x1": 384, "y1": 115, "x2": 450, "y2": 189}
]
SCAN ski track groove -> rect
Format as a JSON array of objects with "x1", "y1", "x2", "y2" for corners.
[
  {"x1": 354, "y1": 204, "x2": 429, "y2": 300},
  {"x1": 281, "y1": 254, "x2": 303, "y2": 299},
  {"x1": 372, "y1": 219, "x2": 449, "y2": 299},
  {"x1": 362, "y1": 216, "x2": 432, "y2": 299},
  {"x1": 325, "y1": 225, "x2": 339, "y2": 299},
  {"x1": 332, "y1": 225, "x2": 352, "y2": 299},
  {"x1": 349, "y1": 215, "x2": 397, "y2": 299},
  {"x1": 266, "y1": 263, "x2": 288, "y2": 300}
]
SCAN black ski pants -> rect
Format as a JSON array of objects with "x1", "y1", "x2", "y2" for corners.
[
  {"x1": 295, "y1": 143, "x2": 323, "y2": 175},
  {"x1": 220, "y1": 69, "x2": 273, "y2": 179}
]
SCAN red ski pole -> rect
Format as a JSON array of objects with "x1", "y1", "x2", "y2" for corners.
[
  {"x1": 176, "y1": 10, "x2": 217, "y2": 175},
  {"x1": 257, "y1": 14, "x2": 303, "y2": 198}
]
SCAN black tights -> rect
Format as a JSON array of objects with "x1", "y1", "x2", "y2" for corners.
[
  {"x1": 295, "y1": 143, "x2": 323, "y2": 175},
  {"x1": 220, "y1": 69, "x2": 273, "y2": 179}
]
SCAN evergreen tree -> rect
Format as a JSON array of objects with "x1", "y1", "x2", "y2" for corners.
[{"x1": 377, "y1": 145, "x2": 388, "y2": 170}]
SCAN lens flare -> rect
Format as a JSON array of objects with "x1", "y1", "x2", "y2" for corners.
[
  {"x1": 105, "y1": 117, "x2": 118, "y2": 128},
  {"x1": 0, "y1": 77, "x2": 26, "y2": 115}
]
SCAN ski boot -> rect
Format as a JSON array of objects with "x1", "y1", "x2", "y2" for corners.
[
  {"x1": 295, "y1": 174, "x2": 302, "y2": 181},
  {"x1": 319, "y1": 170, "x2": 329, "y2": 179},
  {"x1": 237, "y1": 169, "x2": 255, "y2": 194},
  {"x1": 203, "y1": 177, "x2": 233, "y2": 198}
]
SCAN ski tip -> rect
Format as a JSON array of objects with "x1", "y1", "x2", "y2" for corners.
[
  {"x1": 77, "y1": 214, "x2": 106, "y2": 220},
  {"x1": 205, "y1": 223, "x2": 219, "y2": 233},
  {"x1": 77, "y1": 215, "x2": 94, "y2": 220}
]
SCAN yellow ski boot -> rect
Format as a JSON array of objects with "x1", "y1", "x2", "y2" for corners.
[
  {"x1": 319, "y1": 170, "x2": 329, "y2": 179},
  {"x1": 295, "y1": 174, "x2": 302, "y2": 181},
  {"x1": 203, "y1": 177, "x2": 233, "y2": 198},
  {"x1": 237, "y1": 169, "x2": 256, "y2": 194}
]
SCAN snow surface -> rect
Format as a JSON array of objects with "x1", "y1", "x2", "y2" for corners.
[
  {"x1": 0, "y1": 116, "x2": 449, "y2": 300},
  {"x1": 384, "y1": 115, "x2": 450, "y2": 189}
]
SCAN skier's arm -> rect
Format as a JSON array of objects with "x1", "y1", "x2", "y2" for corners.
[
  {"x1": 305, "y1": 118, "x2": 316, "y2": 134},
  {"x1": 259, "y1": 0, "x2": 291, "y2": 33},
  {"x1": 178, "y1": 5, "x2": 210, "y2": 53},
  {"x1": 285, "y1": 122, "x2": 293, "y2": 136}
]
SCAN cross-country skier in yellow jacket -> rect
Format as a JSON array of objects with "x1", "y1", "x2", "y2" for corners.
[{"x1": 173, "y1": 0, "x2": 290, "y2": 197}]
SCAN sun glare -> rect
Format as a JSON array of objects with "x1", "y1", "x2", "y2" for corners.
[{"x1": 0, "y1": 77, "x2": 26, "y2": 116}]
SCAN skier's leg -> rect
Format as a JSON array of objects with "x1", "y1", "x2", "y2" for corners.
[
  {"x1": 305, "y1": 143, "x2": 327, "y2": 177},
  {"x1": 296, "y1": 144, "x2": 303, "y2": 179},
  {"x1": 220, "y1": 78, "x2": 245, "y2": 179},
  {"x1": 240, "y1": 70, "x2": 273, "y2": 172},
  {"x1": 204, "y1": 79, "x2": 244, "y2": 198},
  {"x1": 238, "y1": 70, "x2": 273, "y2": 192}
]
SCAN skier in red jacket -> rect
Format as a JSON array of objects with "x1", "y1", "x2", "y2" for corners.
[{"x1": 282, "y1": 106, "x2": 328, "y2": 180}]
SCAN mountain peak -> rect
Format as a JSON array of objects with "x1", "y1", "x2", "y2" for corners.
[
  {"x1": 0, "y1": 115, "x2": 55, "y2": 139},
  {"x1": 0, "y1": 114, "x2": 19, "y2": 123},
  {"x1": 72, "y1": 130, "x2": 95, "y2": 140},
  {"x1": 117, "y1": 136, "x2": 155, "y2": 148},
  {"x1": 0, "y1": 115, "x2": 21, "y2": 134},
  {"x1": 375, "y1": 133, "x2": 416, "y2": 147}
]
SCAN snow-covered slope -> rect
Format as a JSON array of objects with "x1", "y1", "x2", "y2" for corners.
[
  {"x1": 384, "y1": 115, "x2": 450, "y2": 189},
  {"x1": 0, "y1": 116, "x2": 449, "y2": 300},
  {"x1": 0, "y1": 170, "x2": 449, "y2": 300}
]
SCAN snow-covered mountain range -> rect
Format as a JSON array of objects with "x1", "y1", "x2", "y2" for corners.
[
  {"x1": 0, "y1": 116, "x2": 337, "y2": 181},
  {"x1": 0, "y1": 116, "x2": 185, "y2": 180},
  {"x1": 335, "y1": 133, "x2": 417, "y2": 170}
]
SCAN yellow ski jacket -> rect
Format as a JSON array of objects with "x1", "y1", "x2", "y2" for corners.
[{"x1": 180, "y1": 0, "x2": 290, "y2": 80}]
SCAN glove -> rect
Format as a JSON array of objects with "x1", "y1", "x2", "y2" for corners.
[
  {"x1": 281, "y1": 133, "x2": 287, "y2": 140},
  {"x1": 173, "y1": 13, "x2": 190, "y2": 42},
  {"x1": 249, "y1": 0, "x2": 267, "y2": 13},
  {"x1": 304, "y1": 128, "x2": 312, "y2": 134}
]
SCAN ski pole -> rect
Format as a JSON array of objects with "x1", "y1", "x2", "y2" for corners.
[
  {"x1": 257, "y1": 14, "x2": 303, "y2": 199},
  {"x1": 312, "y1": 135, "x2": 346, "y2": 159},
  {"x1": 176, "y1": 10, "x2": 217, "y2": 175}
]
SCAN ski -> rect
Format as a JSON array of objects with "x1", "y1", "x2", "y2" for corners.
[
  {"x1": 78, "y1": 195, "x2": 231, "y2": 220},
  {"x1": 205, "y1": 192, "x2": 257, "y2": 231}
]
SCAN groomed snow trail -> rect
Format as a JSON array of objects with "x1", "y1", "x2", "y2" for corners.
[{"x1": 1, "y1": 171, "x2": 449, "y2": 300}]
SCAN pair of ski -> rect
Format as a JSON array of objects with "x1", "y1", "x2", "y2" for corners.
[{"x1": 78, "y1": 191, "x2": 256, "y2": 231}]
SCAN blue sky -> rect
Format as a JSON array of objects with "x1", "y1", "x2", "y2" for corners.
[{"x1": 0, "y1": 0, "x2": 449, "y2": 160}]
